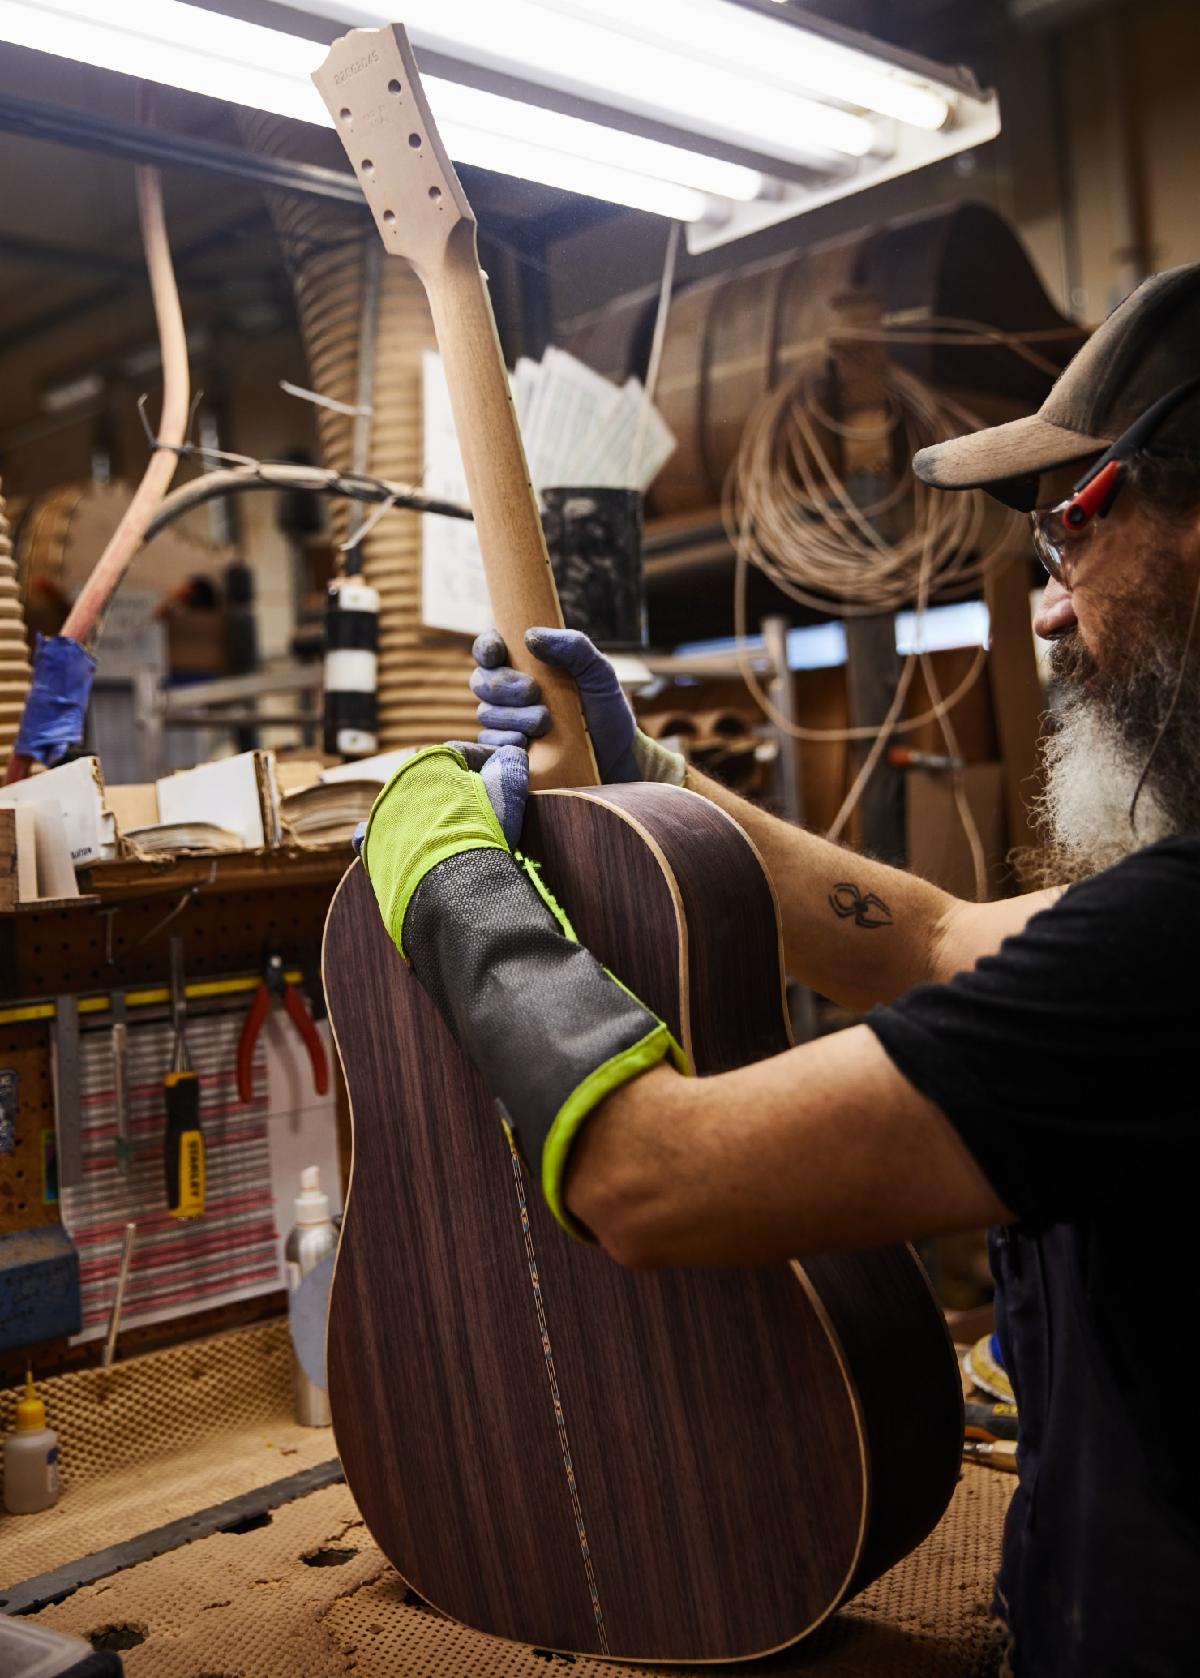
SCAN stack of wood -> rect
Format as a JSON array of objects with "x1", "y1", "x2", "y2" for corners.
[
  {"x1": 239, "y1": 116, "x2": 478, "y2": 754},
  {"x1": 0, "y1": 479, "x2": 32, "y2": 762}
]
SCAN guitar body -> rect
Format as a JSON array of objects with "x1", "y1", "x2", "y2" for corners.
[{"x1": 323, "y1": 783, "x2": 962, "y2": 1663}]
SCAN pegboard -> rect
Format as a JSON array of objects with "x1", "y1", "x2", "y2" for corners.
[
  {"x1": 0, "y1": 855, "x2": 348, "y2": 1377},
  {"x1": 0, "y1": 1022, "x2": 55, "y2": 1234},
  {"x1": 4, "y1": 876, "x2": 340, "y2": 1002}
]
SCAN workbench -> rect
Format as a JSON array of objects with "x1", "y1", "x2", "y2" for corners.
[{"x1": 1, "y1": 1319, "x2": 1012, "y2": 1678}]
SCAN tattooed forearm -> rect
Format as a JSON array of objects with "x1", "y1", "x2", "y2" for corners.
[{"x1": 828, "y1": 882, "x2": 894, "y2": 929}]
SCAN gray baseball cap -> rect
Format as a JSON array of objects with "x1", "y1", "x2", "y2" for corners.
[{"x1": 913, "y1": 263, "x2": 1200, "y2": 511}]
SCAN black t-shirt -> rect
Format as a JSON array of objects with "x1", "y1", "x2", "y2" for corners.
[{"x1": 869, "y1": 836, "x2": 1200, "y2": 1678}]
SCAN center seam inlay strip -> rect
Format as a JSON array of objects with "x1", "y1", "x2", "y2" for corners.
[{"x1": 509, "y1": 1143, "x2": 609, "y2": 1655}]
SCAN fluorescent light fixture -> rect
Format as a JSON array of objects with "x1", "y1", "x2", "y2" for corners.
[
  {"x1": 0, "y1": 0, "x2": 1001, "y2": 242},
  {"x1": 0, "y1": 1, "x2": 331, "y2": 123},
  {"x1": 278, "y1": 0, "x2": 878, "y2": 166},
  {"x1": 544, "y1": 0, "x2": 953, "y2": 131},
  {"x1": 293, "y1": 0, "x2": 1000, "y2": 246},
  {"x1": 0, "y1": 0, "x2": 753, "y2": 218}
]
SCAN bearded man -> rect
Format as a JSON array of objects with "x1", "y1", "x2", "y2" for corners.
[{"x1": 359, "y1": 264, "x2": 1200, "y2": 1676}]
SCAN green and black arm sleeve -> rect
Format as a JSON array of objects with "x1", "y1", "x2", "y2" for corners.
[
  {"x1": 404, "y1": 848, "x2": 685, "y2": 1239},
  {"x1": 360, "y1": 745, "x2": 686, "y2": 1241}
]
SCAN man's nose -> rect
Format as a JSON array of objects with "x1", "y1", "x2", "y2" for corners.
[{"x1": 1033, "y1": 574, "x2": 1077, "y2": 640}]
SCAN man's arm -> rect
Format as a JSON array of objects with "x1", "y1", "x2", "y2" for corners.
[
  {"x1": 566, "y1": 1026, "x2": 1014, "y2": 1268},
  {"x1": 685, "y1": 766, "x2": 1063, "y2": 1008},
  {"x1": 470, "y1": 628, "x2": 1061, "y2": 1002}
]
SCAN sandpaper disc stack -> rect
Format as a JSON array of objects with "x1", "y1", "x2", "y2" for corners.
[
  {"x1": 239, "y1": 115, "x2": 478, "y2": 753},
  {"x1": 0, "y1": 479, "x2": 33, "y2": 761}
]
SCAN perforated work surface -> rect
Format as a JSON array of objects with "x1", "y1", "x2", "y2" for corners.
[
  {"x1": 0, "y1": 1319, "x2": 333, "y2": 1585},
  {"x1": 28, "y1": 1467, "x2": 1010, "y2": 1676},
  {"x1": 6, "y1": 1318, "x2": 1011, "y2": 1675},
  {"x1": 0, "y1": 1022, "x2": 55, "y2": 1234}
]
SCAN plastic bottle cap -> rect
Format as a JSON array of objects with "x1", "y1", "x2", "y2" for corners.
[
  {"x1": 15, "y1": 1370, "x2": 46, "y2": 1433},
  {"x1": 294, "y1": 1165, "x2": 330, "y2": 1226}
]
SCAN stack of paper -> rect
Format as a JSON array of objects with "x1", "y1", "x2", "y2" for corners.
[
  {"x1": 422, "y1": 347, "x2": 675, "y2": 637},
  {"x1": 125, "y1": 821, "x2": 243, "y2": 855},
  {"x1": 515, "y1": 346, "x2": 675, "y2": 493},
  {"x1": 279, "y1": 748, "x2": 415, "y2": 849}
]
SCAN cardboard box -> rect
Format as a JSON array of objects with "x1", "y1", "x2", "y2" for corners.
[
  {"x1": 0, "y1": 756, "x2": 118, "y2": 866},
  {"x1": 156, "y1": 750, "x2": 281, "y2": 851}
]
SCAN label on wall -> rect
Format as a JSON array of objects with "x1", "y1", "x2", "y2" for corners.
[{"x1": 420, "y1": 350, "x2": 492, "y2": 638}]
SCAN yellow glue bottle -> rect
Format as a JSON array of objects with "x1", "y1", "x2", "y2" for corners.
[{"x1": 3, "y1": 1370, "x2": 60, "y2": 1514}]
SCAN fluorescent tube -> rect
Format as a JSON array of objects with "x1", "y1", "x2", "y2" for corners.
[
  {"x1": 280, "y1": 0, "x2": 878, "y2": 164},
  {"x1": 430, "y1": 83, "x2": 762, "y2": 202},
  {"x1": 542, "y1": 0, "x2": 953, "y2": 131},
  {"x1": 436, "y1": 127, "x2": 707, "y2": 221},
  {"x1": 0, "y1": 0, "x2": 751, "y2": 217}
]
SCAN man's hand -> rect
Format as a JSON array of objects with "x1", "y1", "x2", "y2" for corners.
[
  {"x1": 449, "y1": 740, "x2": 528, "y2": 849},
  {"x1": 470, "y1": 627, "x2": 685, "y2": 787}
]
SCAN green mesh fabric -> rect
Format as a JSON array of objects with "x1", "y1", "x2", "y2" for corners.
[
  {"x1": 517, "y1": 852, "x2": 578, "y2": 940},
  {"x1": 362, "y1": 745, "x2": 509, "y2": 960},
  {"x1": 542, "y1": 1022, "x2": 688, "y2": 1240}
]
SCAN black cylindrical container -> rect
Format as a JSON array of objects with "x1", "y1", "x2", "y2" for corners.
[
  {"x1": 323, "y1": 578, "x2": 379, "y2": 757},
  {"x1": 539, "y1": 488, "x2": 646, "y2": 650}
]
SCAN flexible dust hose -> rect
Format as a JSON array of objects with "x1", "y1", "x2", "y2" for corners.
[{"x1": 6, "y1": 156, "x2": 189, "y2": 782}]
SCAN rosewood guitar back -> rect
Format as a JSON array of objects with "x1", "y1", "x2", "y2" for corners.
[{"x1": 324, "y1": 783, "x2": 961, "y2": 1663}]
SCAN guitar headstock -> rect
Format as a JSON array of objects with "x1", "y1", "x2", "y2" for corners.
[{"x1": 312, "y1": 24, "x2": 475, "y2": 278}]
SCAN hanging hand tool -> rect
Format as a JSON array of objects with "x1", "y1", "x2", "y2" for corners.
[
  {"x1": 110, "y1": 992, "x2": 131, "y2": 1177},
  {"x1": 237, "y1": 952, "x2": 329, "y2": 1106},
  {"x1": 101, "y1": 1222, "x2": 137, "y2": 1368},
  {"x1": 164, "y1": 936, "x2": 204, "y2": 1218}
]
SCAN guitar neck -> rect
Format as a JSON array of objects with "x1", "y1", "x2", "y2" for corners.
[
  {"x1": 427, "y1": 230, "x2": 598, "y2": 790},
  {"x1": 312, "y1": 25, "x2": 597, "y2": 793}
]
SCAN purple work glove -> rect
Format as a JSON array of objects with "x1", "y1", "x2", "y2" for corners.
[
  {"x1": 471, "y1": 627, "x2": 641, "y2": 783},
  {"x1": 353, "y1": 741, "x2": 528, "y2": 854}
]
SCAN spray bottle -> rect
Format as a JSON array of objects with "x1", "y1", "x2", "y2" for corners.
[
  {"x1": 3, "y1": 1370, "x2": 60, "y2": 1514},
  {"x1": 284, "y1": 1167, "x2": 336, "y2": 1426}
]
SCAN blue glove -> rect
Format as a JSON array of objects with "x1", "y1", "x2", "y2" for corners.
[
  {"x1": 471, "y1": 627, "x2": 640, "y2": 783},
  {"x1": 353, "y1": 740, "x2": 528, "y2": 853}
]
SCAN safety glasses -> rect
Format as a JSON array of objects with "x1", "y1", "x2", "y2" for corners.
[
  {"x1": 1030, "y1": 499, "x2": 1102, "y2": 586},
  {"x1": 1030, "y1": 372, "x2": 1200, "y2": 586}
]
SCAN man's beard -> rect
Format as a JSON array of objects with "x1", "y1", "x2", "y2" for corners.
[{"x1": 1030, "y1": 565, "x2": 1200, "y2": 882}]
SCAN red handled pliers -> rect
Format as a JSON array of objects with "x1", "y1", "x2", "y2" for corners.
[{"x1": 237, "y1": 952, "x2": 330, "y2": 1104}]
